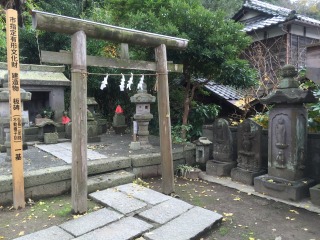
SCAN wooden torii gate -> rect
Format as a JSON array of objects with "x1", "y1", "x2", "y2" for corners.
[{"x1": 32, "y1": 10, "x2": 188, "y2": 213}]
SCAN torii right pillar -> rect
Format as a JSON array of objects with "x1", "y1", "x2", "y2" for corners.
[{"x1": 254, "y1": 64, "x2": 317, "y2": 201}]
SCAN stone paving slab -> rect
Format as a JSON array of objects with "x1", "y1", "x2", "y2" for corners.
[
  {"x1": 14, "y1": 226, "x2": 73, "y2": 240},
  {"x1": 89, "y1": 188, "x2": 147, "y2": 215},
  {"x1": 144, "y1": 206, "x2": 222, "y2": 240},
  {"x1": 75, "y1": 216, "x2": 153, "y2": 240},
  {"x1": 59, "y1": 208, "x2": 123, "y2": 237},
  {"x1": 36, "y1": 142, "x2": 106, "y2": 164},
  {"x1": 138, "y1": 197, "x2": 193, "y2": 224},
  {"x1": 116, "y1": 183, "x2": 171, "y2": 205}
]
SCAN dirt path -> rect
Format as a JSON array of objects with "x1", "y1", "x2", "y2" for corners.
[
  {"x1": 0, "y1": 177, "x2": 319, "y2": 240},
  {"x1": 146, "y1": 177, "x2": 320, "y2": 240}
]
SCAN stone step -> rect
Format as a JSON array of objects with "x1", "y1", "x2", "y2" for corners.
[{"x1": 88, "y1": 170, "x2": 135, "y2": 193}]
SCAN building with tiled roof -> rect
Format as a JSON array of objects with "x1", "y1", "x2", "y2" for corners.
[
  {"x1": 195, "y1": 79, "x2": 257, "y2": 117},
  {"x1": 233, "y1": 0, "x2": 320, "y2": 94}
]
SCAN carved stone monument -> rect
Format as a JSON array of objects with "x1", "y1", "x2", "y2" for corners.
[
  {"x1": 130, "y1": 83, "x2": 156, "y2": 147},
  {"x1": 206, "y1": 118, "x2": 236, "y2": 176},
  {"x1": 254, "y1": 65, "x2": 317, "y2": 201},
  {"x1": 231, "y1": 119, "x2": 266, "y2": 185}
]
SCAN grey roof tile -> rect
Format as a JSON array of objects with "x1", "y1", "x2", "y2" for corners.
[
  {"x1": 197, "y1": 79, "x2": 245, "y2": 101},
  {"x1": 237, "y1": 0, "x2": 320, "y2": 32}
]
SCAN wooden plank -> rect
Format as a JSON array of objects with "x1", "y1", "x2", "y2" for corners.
[
  {"x1": 306, "y1": 67, "x2": 320, "y2": 84},
  {"x1": 32, "y1": 10, "x2": 188, "y2": 50},
  {"x1": 120, "y1": 43, "x2": 129, "y2": 59},
  {"x1": 155, "y1": 44, "x2": 174, "y2": 195},
  {"x1": 306, "y1": 44, "x2": 320, "y2": 68},
  {"x1": 41, "y1": 50, "x2": 183, "y2": 73},
  {"x1": 6, "y1": 9, "x2": 25, "y2": 209},
  {"x1": 71, "y1": 31, "x2": 88, "y2": 214}
]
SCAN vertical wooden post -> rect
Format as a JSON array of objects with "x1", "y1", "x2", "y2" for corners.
[
  {"x1": 6, "y1": 9, "x2": 25, "y2": 209},
  {"x1": 120, "y1": 43, "x2": 129, "y2": 59},
  {"x1": 71, "y1": 31, "x2": 88, "y2": 213},
  {"x1": 155, "y1": 44, "x2": 174, "y2": 194}
]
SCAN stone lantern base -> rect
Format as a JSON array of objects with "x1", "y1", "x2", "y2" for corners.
[{"x1": 254, "y1": 174, "x2": 315, "y2": 201}]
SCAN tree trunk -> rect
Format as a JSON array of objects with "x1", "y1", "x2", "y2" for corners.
[
  {"x1": 180, "y1": 70, "x2": 201, "y2": 140},
  {"x1": 181, "y1": 97, "x2": 190, "y2": 140}
]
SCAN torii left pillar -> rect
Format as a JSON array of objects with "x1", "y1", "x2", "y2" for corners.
[{"x1": 71, "y1": 31, "x2": 88, "y2": 213}]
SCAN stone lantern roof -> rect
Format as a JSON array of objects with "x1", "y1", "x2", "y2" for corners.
[
  {"x1": 260, "y1": 65, "x2": 316, "y2": 105},
  {"x1": 130, "y1": 83, "x2": 156, "y2": 103}
]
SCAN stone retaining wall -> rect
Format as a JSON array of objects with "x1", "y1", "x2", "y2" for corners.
[{"x1": 0, "y1": 145, "x2": 195, "y2": 204}]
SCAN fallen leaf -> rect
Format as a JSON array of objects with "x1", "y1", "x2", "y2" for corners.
[
  {"x1": 18, "y1": 231, "x2": 24, "y2": 236},
  {"x1": 233, "y1": 197, "x2": 241, "y2": 201},
  {"x1": 223, "y1": 212, "x2": 233, "y2": 217}
]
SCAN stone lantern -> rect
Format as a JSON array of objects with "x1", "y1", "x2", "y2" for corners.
[
  {"x1": 130, "y1": 83, "x2": 156, "y2": 146},
  {"x1": 254, "y1": 64, "x2": 317, "y2": 201},
  {"x1": 194, "y1": 137, "x2": 212, "y2": 164}
]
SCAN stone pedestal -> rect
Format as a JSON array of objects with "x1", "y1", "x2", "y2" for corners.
[
  {"x1": 130, "y1": 141, "x2": 141, "y2": 150},
  {"x1": 231, "y1": 167, "x2": 266, "y2": 185},
  {"x1": 255, "y1": 65, "x2": 317, "y2": 201},
  {"x1": 206, "y1": 160, "x2": 237, "y2": 177},
  {"x1": 254, "y1": 175, "x2": 315, "y2": 201},
  {"x1": 44, "y1": 132, "x2": 58, "y2": 144},
  {"x1": 87, "y1": 119, "x2": 101, "y2": 143},
  {"x1": 113, "y1": 113, "x2": 126, "y2": 134},
  {"x1": 310, "y1": 184, "x2": 320, "y2": 206},
  {"x1": 134, "y1": 115, "x2": 153, "y2": 146}
]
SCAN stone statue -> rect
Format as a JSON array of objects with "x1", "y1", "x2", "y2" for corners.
[
  {"x1": 275, "y1": 117, "x2": 286, "y2": 147},
  {"x1": 238, "y1": 120, "x2": 255, "y2": 170},
  {"x1": 231, "y1": 119, "x2": 266, "y2": 185},
  {"x1": 275, "y1": 117, "x2": 288, "y2": 168},
  {"x1": 61, "y1": 111, "x2": 71, "y2": 125},
  {"x1": 207, "y1": 118, "x2": 236, "y2": 177},
  {"x1": 213, "y1": 118, "x2": 233, "y2": 162}
]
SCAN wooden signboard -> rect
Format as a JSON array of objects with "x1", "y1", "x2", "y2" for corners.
[{"x1": 6, "y1": 9, "x2": 25, "y2": 209}]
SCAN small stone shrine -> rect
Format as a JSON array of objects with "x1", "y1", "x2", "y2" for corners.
[
  {"x1": 231, "y1": 119, "x2": 266, "y2": 185},
  {"x1": 0, "y1": 63, "x2": 70, "y2": 123},
  {"x1": 130, "y1": 83, "x2": 156, "y2": 146},
  {"x1": 254, "y1": 64, "x2": 317, "y2": 201},
  {"x1": 206, "y1": 118, "x2": 236, "y2": 176}
]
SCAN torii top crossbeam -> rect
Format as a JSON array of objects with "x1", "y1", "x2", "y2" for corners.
[{"x1": 32, "y1": 10, "x2": 188, "y2": 49}]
